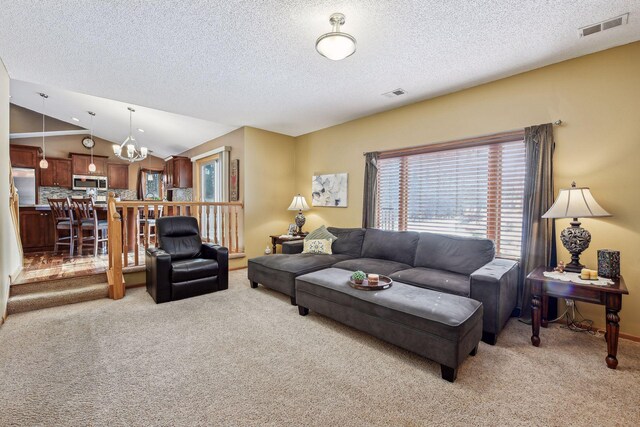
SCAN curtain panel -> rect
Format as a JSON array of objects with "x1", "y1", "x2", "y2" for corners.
[
  {"x1": 362, "y1": 152, "x2": 379, "y2": 228},
  {"x1": 518, "y1": 123, "x2": 557, "y2": 318}
]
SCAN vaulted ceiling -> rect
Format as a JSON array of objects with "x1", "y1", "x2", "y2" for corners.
[{"x1": 1, "y1": 1, "x2": 639, "y2": 157}]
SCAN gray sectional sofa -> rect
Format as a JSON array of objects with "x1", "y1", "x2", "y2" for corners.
[{"x1": 248, "y1": 227, "x2": 519, "y2": 345}]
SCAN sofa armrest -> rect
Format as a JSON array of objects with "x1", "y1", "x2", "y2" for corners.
[
  {"x1": 282, "y1": 240, "x2": 304, "y2": 254},
  {"x1": 145, "y1": 247, "x2": 172, "y2": 303},
  {"x1": 201, "y1": 243, "x2": 229, "y2": 290},
  {"x1": 470, "y1": 258, "x2": 519, "y2": 342}
]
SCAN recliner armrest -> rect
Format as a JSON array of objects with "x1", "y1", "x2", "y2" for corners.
[
  {"x1": 146, "y1": 247, "x2": 172, "y2": 303},
  {"x1": 282, "y1": 240, "x2": 304, "y2": 254},
  {"x1": 469, "y1": 258, "x2": 519, "y2": 341},
  {"x1": 201, "y1": 243, "x2": 229, "y2": 290}
]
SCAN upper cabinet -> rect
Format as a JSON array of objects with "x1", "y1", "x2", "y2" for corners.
[
  {"x1": 70, "y1": 153, "x2": 108, "y2": 176},
  {"x1": 40, "y1": 158, "x2": 72, "y2": 188},
  {"x1": 165, "y1": 156, "x2": 192, "y2": 189},
  {"x1": 10, "y1": 145, "x2": 39, "y2": 168},
  {"x1": 107, "y1": 163, "x2": 129, "y2": 189}
]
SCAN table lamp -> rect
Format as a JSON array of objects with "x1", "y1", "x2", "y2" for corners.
[
  {"x1": 288, "y1": 194, "x2": 310, "y2": 235},
  {"x1": 542, "y1": 182, "x2": 611, "y2": 272}
]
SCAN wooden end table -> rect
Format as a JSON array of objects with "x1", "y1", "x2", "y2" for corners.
[
  {"x1": 269, "y1": 233, "x2": 307, "y2": 254},
  {"x1": 527, "y1": 266, "x2": 628, "y2": 369}
]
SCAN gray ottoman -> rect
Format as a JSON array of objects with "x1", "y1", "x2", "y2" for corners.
[{"x1": 295, "y1": 268, "x2": 483, "y2": 382}]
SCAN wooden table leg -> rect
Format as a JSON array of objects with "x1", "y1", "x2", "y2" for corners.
[
  {"x1": 605, "y1": 294, "x2": 622, "y2": 369},
  {"x1": 271, "y1": 237, "x2": 277, "y2": 255},
  {"x1": 541, "y1": 295, "x2": 549, "y2": 328},
  {"x1": 531, "y1": 280, "x2": 541, "y2": 347}
]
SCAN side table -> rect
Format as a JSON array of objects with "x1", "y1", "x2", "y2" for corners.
[
  {"x1": 269, "y1": 234, "x2": 307, "y2": 254},
  {"x1": 527, "y1": 266, "x2": 629, "y2": 369}
]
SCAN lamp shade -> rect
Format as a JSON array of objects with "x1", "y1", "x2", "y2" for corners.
[
  {"x1": 288, "y1": 195, "x2": 310, "y2": 211},
  {"x1": 542, "y1": 184, "x2": 611, "y2": 219},
  {"x1": 316, "y1": 33, "x2": 356, "y2": 60}
]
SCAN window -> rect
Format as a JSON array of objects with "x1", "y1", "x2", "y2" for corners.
[
  {"x1": 141, "y1": 170, "x2": 163, "y2": 200},
  {"x1": 376, "y1": 133, "x2": 526, "y2": 259}
]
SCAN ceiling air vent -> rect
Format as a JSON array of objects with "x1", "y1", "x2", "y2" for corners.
[
  {"x1": 579, "y1": 13, "x2": 629, "y2": 37},
  {"x1": 382, "y1": 88, "x2": 407, "y2": 98}
]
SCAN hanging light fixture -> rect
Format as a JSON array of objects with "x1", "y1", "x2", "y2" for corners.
[
  {"x1": 113, "y1": 107, "x2": 148, "y2": 162},
  {"x1": 39, "y1": 93, "x2": 49, "y2": 169},
  {"x1": 88, "y1": 111, "x2": 97, "y2": 173},
  {"x1": 315, "y1": 13, "x2": 357, "y2": 61}
]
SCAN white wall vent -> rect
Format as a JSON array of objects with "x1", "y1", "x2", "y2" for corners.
[
  {"x1": 579, "y1": 13, "x2": 629, "y2": 37},
  {"x1": 382, "y1": 88, "x2": 407, "y2": 98}
]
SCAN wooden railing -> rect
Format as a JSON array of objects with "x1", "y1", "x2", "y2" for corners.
[{"x1": 106, "y1": 192, "x2": 244, "y2": 299}]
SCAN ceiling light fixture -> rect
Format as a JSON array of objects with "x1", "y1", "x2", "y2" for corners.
[
  {"x1": 137, "y1": 128, "x2": 145, "y2": 133},
  {"x1": 315, "y1": 13, "x2": 356, "y2": 61},
  {"x1": 88, "y1": 111, "x2": 96, "y2": 173},
  {"x1": 113, "y1": 107, "x2": 148, "y2": 162},
  {"x1": 39, "y1": 92, "x2": 49, "y2": 169}
]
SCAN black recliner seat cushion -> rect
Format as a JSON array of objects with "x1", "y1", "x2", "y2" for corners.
[
  {"x1": 157, "y1": 216, "x2": 202, "y2": 260},
  {"x1": 172, "y1": 258, "x2": 219, "y2": 283}
]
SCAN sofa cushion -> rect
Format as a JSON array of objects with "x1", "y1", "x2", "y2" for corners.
[
  {"x1": 302, "y1": 239, "x2": 333, "y2": 255},
  {"x1": 171, "y1": 258, "x2": 218, "y2": 283},
  {"x1": 414, "y1": 232, "x2": 495, "y2": 275},
  {"x1": 390, "y1": 268, "x2": 470, "y2": 297},
  {"x1": 360, "y1": 229, "x2": 419, "y2": 266},
  {"x1": 332, "y1": 258, "x2": 412, "y2": 276},
  {"x1": 327, "y1": 227, "x2": 365, "y2": 257},
  {"x1": 305, "y1": 225, "x2": 338, "y2": 242}
]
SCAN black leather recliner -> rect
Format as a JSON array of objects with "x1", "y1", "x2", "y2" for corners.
[{"x1": 146, "y1": 216, "x2": 228, "y2": 303}]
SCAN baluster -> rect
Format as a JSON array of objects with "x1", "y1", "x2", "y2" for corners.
[
  {"x1": 122, "y1": 207, "x2": 129, "y2": 267},
  {"x1": 227, "y1": 205, "x2": 232, "y2": 251},
  {"x1": 213, "y1": 205, "x2": 218, "y2": 245},
  {"x1": 153, "y1": 204, "x2": 159, "y2": 247},
  {"x1": 206, "y1": 205, "x2": 211, "y2": 242},
  {"x1": 143, "y1": 204, "x2": 150, "y2": 249},
  {"x1": 235, "y1": 207, "x2": 239, "y2": 253},
  {"x1": 221, "y1": 206, "x2": 226, "y2": 248},
  {"x1": 134, "y1": 205, "x2": 140, "y2": 266}
]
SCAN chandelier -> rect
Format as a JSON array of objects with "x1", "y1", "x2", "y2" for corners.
[{"x1": 113, "y1": 107, "x2": 148, "y2": 162}]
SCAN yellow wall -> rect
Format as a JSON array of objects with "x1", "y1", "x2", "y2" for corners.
[
  {"x1": 9, "y1": 104, "x2": 165, "y2": 191},
  {"x1": 0, "y1": 60, "x2": 22, "y2": 321},
  {"x1": 295, "y1": 42, "x2": 640, "y2": 336}
]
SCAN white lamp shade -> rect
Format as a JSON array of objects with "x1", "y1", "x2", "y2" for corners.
[
  {"x1": 88, "y1": 163, "x2": 96, "y2": 173},
  {"x1": 288, "y1": 195, "x2": 310, "y2": 211},
  {"x1": 39, "y1": 158, "x2": 48, "y2": 169},
  {"x1": 113, "y1": 144, "x2": 121, "y2": 155},
  {"x1": 542, "y1": 186, "x2": 611, "y2": 219},
  {"x1": 316, "y1": 33, "x2": 356, "y2": 60}
]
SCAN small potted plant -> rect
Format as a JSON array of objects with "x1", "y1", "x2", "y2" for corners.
[{"x1": 351, "y1": 270, "x2": 366, "y2": 285}]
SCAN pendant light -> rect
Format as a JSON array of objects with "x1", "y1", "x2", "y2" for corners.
[
  {"x1": 315, "y1": 13, "x2": 357, "y2": 61},
  {"x1": 87, "y1": 111, "x2": 96, "y2": 173},
  {"x1": 113, "y1": 107, "x2": 148, "y2": 162},
  {"x1": 39, "y1": 93, "x2": 49, "y2": 169}
]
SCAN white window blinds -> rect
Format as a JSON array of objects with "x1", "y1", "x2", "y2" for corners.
[{"x1": 376, "y1": 137, "x2": 526, "y2": 259}]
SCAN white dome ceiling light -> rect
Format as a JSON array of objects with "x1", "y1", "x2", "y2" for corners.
[{"x1": 315, "y1": 13, "x2": 356, "y2": 61}]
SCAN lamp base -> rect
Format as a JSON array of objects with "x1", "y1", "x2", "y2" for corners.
[
  {"x1": 560, "y1": 220, "x2": 591, "y2": 273},
  {"x1": 295, "y1": 211, "x2": 306, "y2": 235}
]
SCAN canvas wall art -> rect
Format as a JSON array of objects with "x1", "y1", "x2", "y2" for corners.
[{"x1": 312, "y1": 173, "x2": 348, "y2": 207}]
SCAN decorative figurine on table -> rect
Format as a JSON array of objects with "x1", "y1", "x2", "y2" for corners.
[{"x1": 554, "y1": 261, "x2": 565, "y2": 273}]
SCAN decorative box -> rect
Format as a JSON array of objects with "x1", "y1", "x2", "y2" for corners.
[{"x1": 597, "y1": 249, "x2": 620, "y2": 279}]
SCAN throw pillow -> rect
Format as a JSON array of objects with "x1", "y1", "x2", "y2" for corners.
[
  {"x1": 304, "y1": 225, "x2": 338, "y2": 242},
  {"x1": 302, "y1": 239, "x2": 333, "y2": 255}
]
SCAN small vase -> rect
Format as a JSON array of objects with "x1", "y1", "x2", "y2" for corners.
[{"x1": 264, "y1": 246, "x2": 272, "y2": 255}]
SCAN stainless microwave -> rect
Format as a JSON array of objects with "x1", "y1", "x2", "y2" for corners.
[{"x1": 72, "y1": 175, "x2": 108, "y2": 191}]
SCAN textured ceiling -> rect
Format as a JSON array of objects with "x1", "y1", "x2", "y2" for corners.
[{"x1": 1, "y1": 1, "x2": 639, "y2": 152}]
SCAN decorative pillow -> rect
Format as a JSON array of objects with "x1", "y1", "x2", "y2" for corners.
[
  {"x1": 302, "y1": 239, "x2": 333, "y2": 255},
  {"x1": 305, "y1": 225, "x2": 338, "y2": 242}
]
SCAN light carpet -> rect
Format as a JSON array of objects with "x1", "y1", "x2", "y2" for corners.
[{"x1": 1, "y1": 269, "x2": 639, "y2": 426}]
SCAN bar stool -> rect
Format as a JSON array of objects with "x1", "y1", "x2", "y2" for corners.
[
  {"x1": 139, "y1": 205, "x2": 163, "y2": 246},
  {"x1": 71, "y1": 198, "x2": 108, "y2": 256},
  {"x1": 48, "y1": 197, "x2": 77, "y2": 256}
]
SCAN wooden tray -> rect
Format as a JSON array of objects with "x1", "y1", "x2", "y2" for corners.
[{"x1": 348, "y1": 275, "x2": 393, "y2": 291}]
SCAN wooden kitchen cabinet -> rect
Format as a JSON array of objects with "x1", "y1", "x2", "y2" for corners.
[
  {"x1": 40, "y1": 158, "x2": 72, "y2": 188},
  {"x1": 19, "y1": 208, "x2": 55, "y2": 252},
  {"x1": 10, "y1": 145, "x2": 39, "y2": 168},
  {"x1": 165, "y1": 156, "x2": 192, "y2": 189},
  {"x1": 71, "y1": 153, "x2": 107, "y2": 176},
  {"x1": 108, "y1": 163, "x2": 129, "y2": 189}
]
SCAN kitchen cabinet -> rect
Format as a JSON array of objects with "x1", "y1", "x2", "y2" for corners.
[
  {"x1": 108, "y1": 163, "x2": 129, "y2": 189},
  {"x1": 19, "y1": 208, "x2": 55, "y2": 252},
  {"x1": 165, "y1": 156, "x2": 192, "y2": 189},
  {"x1": 10, "y1": 145, "x2": 39, "y2": 168},
  {"x1": 71, "y1": 153, "x2": 107, "y2": 176},
  {"x1": 40, "y1": 158, "x2": 72, "y2": 188}
]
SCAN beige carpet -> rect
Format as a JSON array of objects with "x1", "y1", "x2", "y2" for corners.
[{"x1": 1, "y1": 270, "x2": 639, "y2": 426}]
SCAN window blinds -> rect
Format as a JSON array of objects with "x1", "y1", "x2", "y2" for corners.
[{"x1": 376, "y1": 139, "x2": 526, "y2": 259}]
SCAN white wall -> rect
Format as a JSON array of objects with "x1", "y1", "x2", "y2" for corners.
[{"x1": 0, "y1": 58, "x2": 22, "y2": 322}]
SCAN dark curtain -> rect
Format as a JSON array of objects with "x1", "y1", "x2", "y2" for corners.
[
  {"x1": 362, "y1": 152, "x2": 379, "y2": 228},
  {"x1": 518, "y1": 123, "x2": 557, "y2": 318}
]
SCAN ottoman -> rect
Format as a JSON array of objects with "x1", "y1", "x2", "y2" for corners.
[{"x1": 295, "y1": 268, "x2": 483, "y2": 382}]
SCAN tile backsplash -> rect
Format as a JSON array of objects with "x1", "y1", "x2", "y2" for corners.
[
  {"x1": 39, "y1": 187, "x2": 137, "y2": 204},
  {"x1": 171, "y1": 188, "x2": 193, "y2": 202}
]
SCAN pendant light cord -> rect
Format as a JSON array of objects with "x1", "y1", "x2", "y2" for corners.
[
  {"x1": 90, "y1": 112, "x2": 94, "y2": 164},
  {"x1": 41, "y1": 94, "x2": 46, "y2": 159}
]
